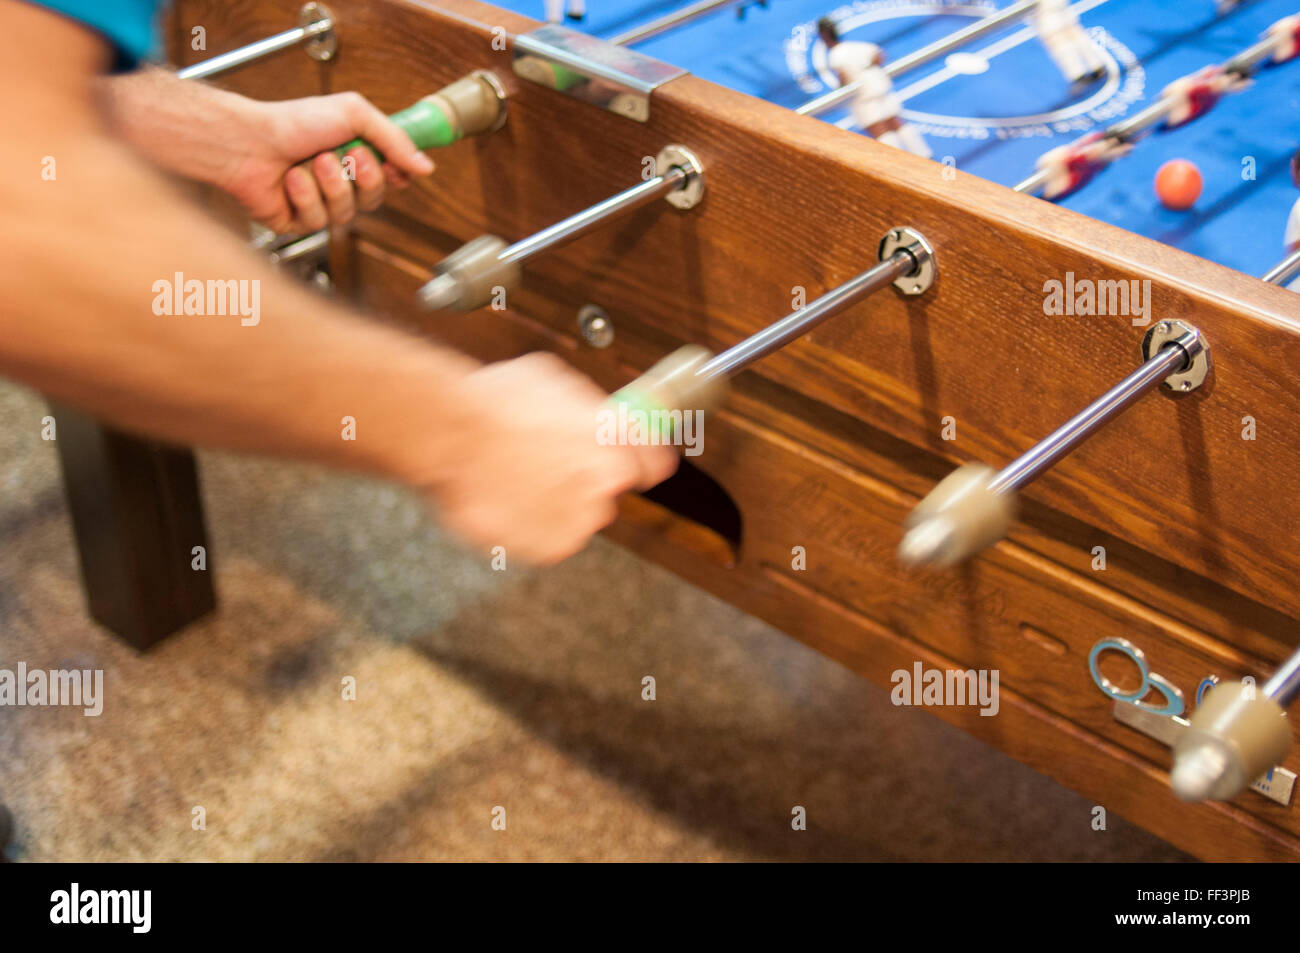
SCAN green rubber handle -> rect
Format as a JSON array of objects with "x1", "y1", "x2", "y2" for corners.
[
  {"x1": 334, "y1": 98, "x2": 458, "y2": 162},
  {"x1": 605, "y1": 386, "x2": 680, "y2": 443},
  {"x1": 608, "y1": 386, "x2": 665, "y2": 416},
  {"x1": 605, "y1": 346, "x2": 722, "y2": 445}
]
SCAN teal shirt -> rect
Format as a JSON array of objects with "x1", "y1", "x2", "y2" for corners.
[{"x1": 22, "y1": 0, "x2": 167, "y2": 71}]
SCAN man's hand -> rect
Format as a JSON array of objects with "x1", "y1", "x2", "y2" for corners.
[
  {"x1": 228, "y1": 92, "x2": 435, "y2": 233},
  {"x1": 101, "y1": 68, "x2": 434, "y2": 232},
  {"x1": 420, "y1": 353, "x2": 680, "y2": 564}
]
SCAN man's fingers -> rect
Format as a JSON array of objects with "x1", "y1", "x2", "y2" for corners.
[
  {"x1": 633, "y1": 445, "x2": 679, "y2": 490},
  {"x1": 341, "y1": 92, "x2": 435, "y2": 178},
  {"x1": 383, "y1": 165, "x2": 413, "y2": 190},
  {"x1": 311, "y1": 152, "x2": 356, "y2": 226},
  {"x1": 347, "y1": 148, "x2": 386, "y2": 212},
  {"x1": 259, "y1": 196, "x2": 297, "y2": 235},
  {"x1": 284, "y1": 165, "x2": 329, "y2": 231}
]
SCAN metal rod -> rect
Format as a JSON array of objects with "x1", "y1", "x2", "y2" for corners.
[
  {"x1": 1263, "y1": 248, "x2": 1300, "y2": 286},
  {"x1": 987, "y1": 335, "x2": 1193, "y2": 494},
  {"x1": 420, "y1": 149, "x2": 701, "y2": 311},
  {"x1": 500, "y1": 167, "x2": 686, "y2": 266},
  {"x1": 177, "y1": 17, "x2": 332, "y2": 80},
  {"x1": 1263, "y1": 648, "x2": 1300, "y2": 707},
  {"x1": 267, "y1": 230, "x2": 329, "y2": 265},
  {"x1": 608, "y1": 0, "x2": 742, "y2": 47},
  {"x1": 796, "y1": 0, "x2": 1040, "y2": 117},
  {"x1": 1224, "y1": 34, "x2": 1280, "y2": 77},
  {"x1": 1011, "y1": 167, "x2": 1050, "y2": 194},
  {"x1": 1015, "y1": 24, "x2": 1280, "y2": 196},
  {"x1": 695, "y1": 251, "x2": 914, "y2": 382},
  {"x1": 1103, "y1": 99, "x2": 1175, "y2": 142}
]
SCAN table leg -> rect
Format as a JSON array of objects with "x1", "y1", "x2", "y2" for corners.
[{"x1": 50, "y1": 403, "x2": 216, "y2": 649}]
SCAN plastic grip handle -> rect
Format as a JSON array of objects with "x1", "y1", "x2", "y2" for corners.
[
  {"x1": 605, "y1": 385, "x2": 680, "y2": 443},
  {"x1": 334, "y1": 99, "x2": 457, "y2": 162},
  {"x1": 606, "y1": 346, "x2": 725, "y2": 444}
]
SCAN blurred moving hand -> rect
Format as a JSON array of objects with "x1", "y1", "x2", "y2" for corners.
[{"x1": 419, "y1": 354, "x2": 680, "y2": 564}]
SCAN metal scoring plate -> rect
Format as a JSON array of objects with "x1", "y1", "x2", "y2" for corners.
[{"x1": 512, "y1": 24, "x2": 687, "y2": 122}]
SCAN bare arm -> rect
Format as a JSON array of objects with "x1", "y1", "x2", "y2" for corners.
[
  {"x1": 0, "y1": 0, "x2": 675, "y2": 562},
  {"x1": 1, "y1": 5, "x2": 469, "y2": 477}
]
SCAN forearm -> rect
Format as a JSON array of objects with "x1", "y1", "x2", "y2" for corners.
[
  {"x1": 1, "y1": 126, "x2": 476, "y2": 488},
  {"x1": 98, "y1": 64, "x2": 264, "y2": 187}
]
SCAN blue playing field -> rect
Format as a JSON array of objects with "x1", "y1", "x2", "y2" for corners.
[{"x1": 496, "y1": 0, "x2": 1300, "y2": 279}]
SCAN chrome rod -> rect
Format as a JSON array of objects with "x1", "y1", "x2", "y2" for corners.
[
  {"x1": 609, "y1": 0, "x2": 742, "y2": 47},
  {"x1": 696, "y1": 251, "x2": 915, "y2": 382},
  {"x1": 988, "y1": 335, "x2": 1194, "y2": 494},
  {"x1": 796, "y1": 0, "x2": 1040, "y2": 117},
  {"x1": 1264, "y1": 649, "x2": 1300, "y2": 707},
  {"x1": 1225, "y1": 34, "x2": 1280, "y2": 76},
  {"x1": 898, "y1": 321, "x2": 1209, "y2": 570},
  {"x1": 501, "y1": 167, "x2": 685, "y2": 265},
  {"x1": 616, "y1": 227, "x2": 936, "y2": 421},
  {"x1": 418, "y1": 145, "x2": 704, "y2": 311},
  {"x1": 1104, "y1": 99, "x2": 1175, "y2": 142},
  {"x1": 177, "y1": 4, "x2": 335, "y2": 80},
  {"x1": 178, "y1": 24, "x2": 326, "y2": 79},
  {"x1": 1012, "y1": 167, "x2": 1050, "y2": 194},
  {"x1": 1263, "y1": 248, "x2": 1300, "y2": 286},
  {"x1": 267, "y1": 230, "x2": 329, "y2": 266}
]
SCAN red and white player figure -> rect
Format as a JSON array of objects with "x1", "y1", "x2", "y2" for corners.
[
  {"x1": 1160, "y1": 65, "x2": 1248, "y2": 128},
  {"x1": 817, "y1": 18, "x2": 931, "y2": 159},
  {"x1": 544, "y1": 0, "x2": 584, "y2": 23},
  {"x1": 1267, "y1": 14, "x2": 1300, "y2": 63},
  {"x1": 1033, "y1": 131, "x2": 1132, "y2": 200},
  {"x1": 1032, "y1": 0, "x2": 1106, "y2": 86}
]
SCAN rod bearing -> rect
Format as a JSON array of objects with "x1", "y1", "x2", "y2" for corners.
[
  {"x1": 1142, "y1": 319, "x2": 1211, "y2": 393},
  {"x1": 656, "y1": 145, "x2": 705, "y2": 210},
  {"x1": 300, "y1": 3, "x2": 338, "y2": 62},
  {"x1": 469, "y1": 70, "x2": 510, "y2": 134},
  {"x1": 878, "y1": 226, "x2": 936, "y2": 296}
]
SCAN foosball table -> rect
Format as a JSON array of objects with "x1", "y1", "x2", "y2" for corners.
[{"x1": 55, "y1": 0, "x2": 1300, "y2": 860}]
